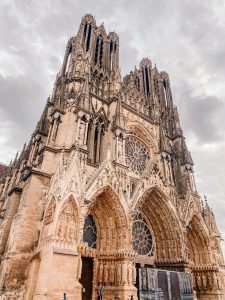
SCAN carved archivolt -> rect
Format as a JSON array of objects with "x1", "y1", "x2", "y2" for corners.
[
  {"x1": 134, "y1": 187, "x2": 185, "y2": 262},
  {"x1": 187, "y1": 215, "x2": 211, "y2": 265},
  {"x1": 126, "y1": 121, "x2": 157, "y2": 152},
  {"x1": 87, "y1": 186, "x2": 129, "y2": 252}
]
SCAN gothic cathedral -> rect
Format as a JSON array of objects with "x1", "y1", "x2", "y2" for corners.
[{"x1": 0, "y1": 14, "x2": 224, "y2": 300}]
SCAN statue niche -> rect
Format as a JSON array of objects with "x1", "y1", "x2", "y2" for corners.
[{"x1": 56, "y1": 198, "x2": 78, "y2": 242}]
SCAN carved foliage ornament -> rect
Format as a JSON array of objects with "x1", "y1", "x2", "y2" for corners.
[{"x1": 125, "y1": 136, "x2": 150, "y2": 174}]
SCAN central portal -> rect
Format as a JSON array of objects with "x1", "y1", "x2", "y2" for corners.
[{"x1": 80, "y1": 257, "x2": 93, "y2": 300}]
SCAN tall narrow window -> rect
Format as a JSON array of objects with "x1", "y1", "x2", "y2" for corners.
[
  {"x1": 99, "y1": 38, "x2": 104, "y2": 68},
  {"x1": 93, "y1": 127, "x2": 99, "y2": 163},
  {"x1": 86, "y1": 24, "x2": 92, "y2": 52},
  {"x1": 110, "y1": 40, "x2": 113, "y2": 70},
  {"x1": 94, "y1": 37, "x2": 100, "y2": 65},
  {"x1": 163, "y1": 80, "x2": 168, "y2": 107},
  {"x1": 94, "y1": 35, "x2": 103, "y2": 67},
  {"x1": 65, "y1": 47, "x2": 72, "y2": 74},
  {"x1": 83, "y1": 215, "x2": 97, "y2": 248},
  {"x1": 82, "y1": 22, "x2": 88, "y2": 48},
  {"x1": 142, "y1": 69, "x2": 145, "y2": 94},
  {"x1": 145, "y1": 67, "x2": 150, "y2": 96}
]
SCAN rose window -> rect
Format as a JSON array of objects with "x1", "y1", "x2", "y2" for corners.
[
  {"x1": 83, "y1": 215, "x2": 97, "y2": 248},
  {"x1": 132, "y1": 212, "x2": 153, "y2": 256},
  {"x1": 125, "y1": 136, "x2": 150, "y2": 174}
]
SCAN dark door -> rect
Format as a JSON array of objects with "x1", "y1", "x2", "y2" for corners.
[
  {"x1": 158, "y1": 270, "x2": 169, "y2": 300},
  {"x1": 80, "y1": 257, "x2": 93, "y2": 300},
  {"x1": 170, "y1": 272, "x2": 181, "y2": 300}
]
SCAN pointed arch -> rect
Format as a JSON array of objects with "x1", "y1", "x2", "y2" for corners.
[
  {"x1": 134, "y1": 187, "x2": 185, "y2": 267},
  {"x1": 126, "y1": 120, "x2": 157, "y2": 152},
  {"x1": 187, "y1": 214, "x2": 211, "y2": 265},
  {"x1": 85, "y1": 186, "x2": 129, "y2": 252},
  {"x1": 55, "y1": 195, "x2": 79, "y2": 243}
]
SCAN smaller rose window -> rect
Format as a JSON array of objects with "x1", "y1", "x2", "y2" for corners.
[{"x1": 132, "y1": 212, "x2": 153, "y2": 256}]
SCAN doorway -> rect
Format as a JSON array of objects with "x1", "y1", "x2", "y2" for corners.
[{"x1": 80, "y1": 257, "x2": 93, "y2": 300}]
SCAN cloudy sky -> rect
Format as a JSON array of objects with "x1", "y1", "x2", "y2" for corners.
[{"x1": 0, "y1": 0, "x2": 225, "y2": 253}]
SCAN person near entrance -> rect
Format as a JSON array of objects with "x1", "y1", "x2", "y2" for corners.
[
  {"x1": 97, "y1": 287, "x2": 103, "y2": 299},
  {"x1": 63, "y1": 293, "x2": 66, "y2": 300}
]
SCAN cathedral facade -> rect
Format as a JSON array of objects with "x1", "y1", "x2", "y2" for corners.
[{"x1": 0, "y1": 14, "x2": 224, "y2": 300}]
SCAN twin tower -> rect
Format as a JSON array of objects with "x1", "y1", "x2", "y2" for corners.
[{"x1": 0, "y1": 14, "x2": 224, "y2": 300}]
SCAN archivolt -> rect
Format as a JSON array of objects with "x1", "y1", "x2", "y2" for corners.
[
  {"x1": 126, "y1": 120, "x2": 157, "y2": 152},
  {"x1": 187, "y1": 214, "x2": 211, "y2": 265},
  {"x1": 134, "y1": 187, "x2": 185, "y2": 262},
  {"x1": 86, "y1": 186, "x2": 129, "y2": 252}
]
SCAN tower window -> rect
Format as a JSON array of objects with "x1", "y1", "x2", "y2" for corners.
[
  {"x1": 94, "y1": 35, "x2": 104, "y2": 67},
  {"x1": 110, "y1": 40, "x2": 113, "y2": 70},
  {"x1": 86, "y1": 25, "x2": 92, "y2": 52},
  {"x1": 163, "y1": 80, "x2": 168, "y2": 106},
  {"x1": 94, "y1": 37, "x2": 100, "y2": 65},
  {"x1": 145, "y1": 67, "x2": 150, "y2": 96},
  {"x1": 99, "y1": 39, "x2": 103, "y2": 68},
  {"x1": 65, "y1": 46, "x2": 72, "y2": 74}
]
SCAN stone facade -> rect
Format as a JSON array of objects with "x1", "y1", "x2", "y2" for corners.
[{"x1": 0, "y1": 14, "x2": 224, "y2": 300}]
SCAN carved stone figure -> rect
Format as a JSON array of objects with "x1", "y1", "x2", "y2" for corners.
[{"x1": 109, "y1": 261, "x2": 115, "y2": 284}]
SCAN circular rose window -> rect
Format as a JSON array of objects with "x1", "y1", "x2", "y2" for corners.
[
  {"x1": 125, "y1": 136, "x2": 150, "y2": 174},
  {"x1": 132, "y1": 213, "x2": 153, "y2": 256}
]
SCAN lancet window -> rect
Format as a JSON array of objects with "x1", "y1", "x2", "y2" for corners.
[
  {"x1": 83, "y1": 214, "x2": 97, "y2": 248},
  {"x1": 93, "y1": 117, "x2": 105, "y2": 163},
  {"x1": 65, "y1": 46, "x2": 72, "y2": 74},
  {"x1": 142, "y1": 67, "x2": 150, "y2": 96},
  {"x1": 163, "y1": 79, "x2": 168, "y2": 107},
  {"x1": 82, "y1": 22, "x2": 92, "y2": 52},
  {"x1": 94, "y1": 35, "x2": 104, "y2": 67},
  {"x1": 109, "y1": 40, "x2": 117, "y2": 70},
  {"x1": 87, "y1": 116, "x2": 107, "y2": 164}
]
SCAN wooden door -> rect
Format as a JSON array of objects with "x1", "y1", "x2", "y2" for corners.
[{"x1": 80, "y1": 257, "x2": 93, "y2": 300}]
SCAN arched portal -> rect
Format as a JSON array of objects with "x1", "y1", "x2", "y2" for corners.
[
  {"x1": 186, "y1": 215, "x2": 216, "y2": 296},
  {"x1": 79, "y1": 186, "x2": 136, "y2": 300},
  {"x1": 134, "y1": 187, "x2": 185, "y2": 270},
  {"x1": 187, "y1": 215, "x2": 211, "y2": 266},
  {"x1": 87, "y1": 186, "x2": 129, "y2": 252}
]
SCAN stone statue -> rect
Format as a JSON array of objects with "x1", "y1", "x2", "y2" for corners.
[
  {"x1": 104, "y1": 262, "x2": 109, "y2": 284},
  {"x1": 98, "y1": 262, "x2": 103, "y2": 283},
  {"x1": 109, "y1": 261, "x2": 115, "y2": 284}
]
